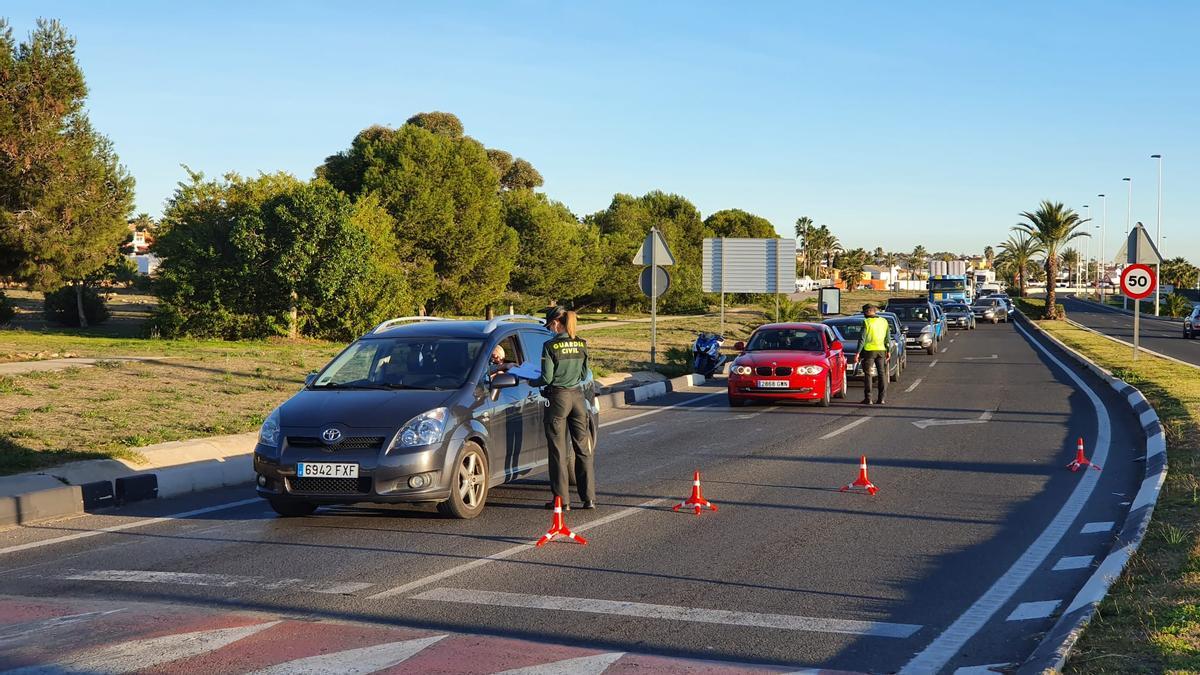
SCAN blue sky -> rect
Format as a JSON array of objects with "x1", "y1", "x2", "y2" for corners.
[{"x1": 6, "y1": 1, "x2": 1199, "y2": 263}]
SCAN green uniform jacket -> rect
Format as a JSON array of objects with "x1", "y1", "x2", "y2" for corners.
[{"x1": 534, "y1": 333, "x2": 590, "y2": 388}]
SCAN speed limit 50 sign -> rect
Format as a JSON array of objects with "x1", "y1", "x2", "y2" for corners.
[{"x1": 1120, "y1": 263, "x2": 1157, "y2": 300}]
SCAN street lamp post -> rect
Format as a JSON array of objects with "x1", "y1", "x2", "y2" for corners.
[
  {"x1": 1123, "y1": 178, "x2": 1132, "y2": 310},
  {"x1": 1098, "y1": 193, "x2": 1107, "y2": 302},
  {"x1": 1095, "y1": 223, "x2": 1101, "y2": 297},
  {"x1": 1152, "y1": 154, "x2": 1163, "y2": 315},
  {"x1": 1082, "y1": 204, "x2": 1090, "y2": 289}
]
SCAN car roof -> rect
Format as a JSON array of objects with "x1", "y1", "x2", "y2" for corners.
[{"x1": 753, "y1": 322, "x2": 827, "y2": 331}]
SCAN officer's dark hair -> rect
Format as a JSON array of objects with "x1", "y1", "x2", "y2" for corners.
[{"x1": 544, "y1": 305, "x2": 566, "y2": 324}]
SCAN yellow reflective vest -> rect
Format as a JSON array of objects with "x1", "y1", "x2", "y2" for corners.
[{"x1": 861, "y1": 316, "x2": 890, "y2": 352}]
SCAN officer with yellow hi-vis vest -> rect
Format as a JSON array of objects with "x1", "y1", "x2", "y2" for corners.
[
  {"x1": 856, "y1": 303, "x2": 891, "y2": 406},
  {"x1": 531, "y1": 306, "x2": 596, "y2": 510}
]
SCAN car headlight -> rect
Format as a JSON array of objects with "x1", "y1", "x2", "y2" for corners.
[
  {"x1": 396, "y1": 407, "x2": 449, "y2": 448},
  {"x1": 258, "y1": 408, "x2": 281, "y2": 448},
  {"x1": 733, "y1": 365, "x2": 753, "y2": 376},
  {"x1": 796, "y1": 365, "x2": 824, "y2": 375}
]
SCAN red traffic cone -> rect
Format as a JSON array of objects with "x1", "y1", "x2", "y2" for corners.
[
  {"x1": 840, "y1": 455, "x2": 879, "y2": 495},
  {"x1": 536, "y1": 496, "x2": 587, "y2": 547},
  {"x1": 673, "y1": 471, "x2": 718, "y2": 515},
  {"x1": 1067, "y1": 437, "x2": 1101, "y2": 472}
]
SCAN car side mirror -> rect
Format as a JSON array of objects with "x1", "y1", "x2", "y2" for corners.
[
  {"x1": 830, "y1": 340, "x2": 843, "y2": 352},
  {"x1": 304, "y1": 372, "x2": 318, "y2": 387},
  {"x1": 490, "y1": 373, "x2": 518, "y2": 389},
  {"x1": 734, "y1": 341, "x2": 746, "y2": 351}
]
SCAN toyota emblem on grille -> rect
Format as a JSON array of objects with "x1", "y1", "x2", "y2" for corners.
[{"x1": 321, "y1": 428, "x2": 343, "y2": 443}]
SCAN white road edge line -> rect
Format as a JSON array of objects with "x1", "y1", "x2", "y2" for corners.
[
  {"x1": 905, "y1": 378, "x2": 923, "y2": 393},
  {"x1": 0, "y1": 498, "x2": 263, "y2": 557},
  {"x1": 413, "y1": 587, "x2": 923, "y2": 638},
  {"x1": 598, "y1": 392, "x2": 724, "y2": 429},
  {"x1": 819, "y1": 416, "x2": 871, "y2": 440},
  {"x1": 366, "y1": 496, "x2": 671, "y2": 600},
  {"x1": 899, "y1": 321, "x2": 1111, "y2": 673}
]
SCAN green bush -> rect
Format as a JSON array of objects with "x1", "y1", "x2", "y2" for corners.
[
  {"x1": 0, "y1": 291, "x2": 14, "y2": 325},
  {"x1": 42, "y1": 286, "x2": 110, "y2": 326}
]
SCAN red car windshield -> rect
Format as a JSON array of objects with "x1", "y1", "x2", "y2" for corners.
[{"x1": 746, "y1": 329, "x2": 823, "y2": 352}]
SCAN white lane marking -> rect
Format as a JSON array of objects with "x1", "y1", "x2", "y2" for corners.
[
  {"x1": 911, "y1": 409, "x2": 994, "y2": 429},
  {"x1": 497, "y1": 651, "x2": 626, "y2": 675},
  {"x1": 414, "y1": 587, "x2": 923, "y2": 638},
  {"x1": 819, "y1": 416, "x2": 871, "y2": 440},
  {"x1": 904, "y1": 378, "x2": 923, "y2": 393},
  {"x1": 962, "y1": 354, "x2": 998, "y2": 360},
  {"x1": 598, "y1": 392, "x2": 724, "y2": 429},
  {"x1": 950, "y1": 339, "x2": 956, "y2": 343},
  {"x1": 899, "y1": 322, "x2": 1110, "y2": 673},
  {"x1": 609, "y1": 422, "x2": 653, "y2": 435},
  {"x1": 247, "y1": 635, "x2": 446, "y2": 675},
  {"x1": 928, "y1": 360, "x2": 938, "y2": 368},
  {"x1": 366, "y1": 496, "x2": 670, "y2": 600},
  {"x1": 1052, "y1": 555, "x2": 1095, "y2": 571},
  {"x1": 0, "y1": 498, "x2": 263, "y2": 557},
  {"x1": 953, "y1": 665, "x2": 1010, "y2": 674},
  {"x1": 1080, "y1": 521, "x2": 1115, "y2": 534},
  {"x1": 940, "y1": 347, "x2": 948, "y2": 353},
  {"x1": 1005, "y1": 600, "x2": 1060, "y2": 621},
  {"x1": 6, "y1": 621, "x2": 280, "y2": 674},
  {"x1": 0, "y1": 610, "x2": 125, "y2": 642},
  {"x1": 56, "y1": 569, "x2": 373, "y2": 594},
  {"x1": 744, "y1": 404, "x2": 781, "y2": 419}
]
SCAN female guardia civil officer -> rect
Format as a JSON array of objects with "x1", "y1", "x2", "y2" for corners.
[{"x1": 530, "y1": 306, "x2": 596, "y2": 510}]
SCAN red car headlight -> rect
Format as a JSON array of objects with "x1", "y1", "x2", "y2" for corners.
[
  {"x1": 795, "y1": 365, "x2": 824, "y2": 375},
  {"x1": 732, "y1": 365, "x2": 753, "y2": 376}
]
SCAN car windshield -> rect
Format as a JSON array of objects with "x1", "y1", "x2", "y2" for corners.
[
  {"x1": 973, "y1": 299, "x2": 998, "y2": 307},
  {"x1": 313, "y1": 337, "x2": 485, "y2": 390},
  {"x1": 746, "y1": 329, "x2": 824, "y2": 352},
  {"x1": 930, "y1": 279, "x2": 966, "y2": 291},
  {"x1": 827, "y1": 321, "x2": 863, "y2": 339},
  {"x1": 887, "y1": 305, "x2": 930, "y2": 322}
]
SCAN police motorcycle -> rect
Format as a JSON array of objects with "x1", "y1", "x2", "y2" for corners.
[{"x1": 691, "y1": 332, "x2": 727, "y2": 377}]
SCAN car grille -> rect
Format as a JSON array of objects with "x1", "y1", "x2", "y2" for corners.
[
  {"x1": 754, "y1": 366, "x2": 793, "y2": 376},
  {"x1": 288, "y1": 476, "x2": 372, "y2": 494},
  {"x1": 287, "y1": 436, "x2": 385, "y2": 451}
]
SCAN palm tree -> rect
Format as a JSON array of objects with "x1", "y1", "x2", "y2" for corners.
[
  {"x1": 1014, "y1": 201, "x2": 1090, "y2": 318},
  {"x1": 909, "y1": 245, "x2": 928, "y2": 279},
  {"x1": 996, "y1": 233, "x2": 1044, "y2": 298},
  {"x1": 794, "y1": 216, "x2": 814, "y2": 277},
  {"x1": 983, "y1": 245, "x2": 995, "y2": 269},
  {"x1": 1060, "y1": 248, "x2": 1081, "y2": 287}
]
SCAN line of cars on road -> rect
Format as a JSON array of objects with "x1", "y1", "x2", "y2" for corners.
[{"x1": 724, "y1": 291, "x2": 1016, "y2": 407}]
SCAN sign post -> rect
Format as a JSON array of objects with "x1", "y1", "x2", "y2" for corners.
[
  {"x1": 633, "y1": 227, "x2": 675, "y2": 371},
  {"x1": 1120, "y1": 263, "x2": 1156, "y2": 362}
]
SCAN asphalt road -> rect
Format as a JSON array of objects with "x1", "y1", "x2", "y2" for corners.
[
  {"x1": 1061, "y1": 294, "x2": 1200, "y2": 367},
  {"x1": 0, "y1": 323, "x2": 1144, "y2": 674}
]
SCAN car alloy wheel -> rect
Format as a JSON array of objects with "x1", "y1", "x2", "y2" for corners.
[
  {"x1": 834, "y1": 369, "x2": 847, "y2": 399},
  {"x1": 438, "y1": 442, "x2": 488, "y2": 519},
  {"x1": 818, "y1": 375, "x2": 831, "y2": 407}
]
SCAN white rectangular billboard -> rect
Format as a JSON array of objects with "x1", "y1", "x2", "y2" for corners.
[{"x1": 702, "y1": 238, "x2": 797, "y2": 294}]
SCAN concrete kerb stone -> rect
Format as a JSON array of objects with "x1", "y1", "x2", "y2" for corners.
[
  {"x1": 1015, "y1": 311, "x2": 1168, "y2": 674},
  {"x1": 1, "y1": 374, "x2": 706, "y2": 528}
]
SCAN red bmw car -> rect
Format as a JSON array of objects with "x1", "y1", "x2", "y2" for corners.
[{"x1": 727, "y1": 322, "x2": 849, "y2": 407}]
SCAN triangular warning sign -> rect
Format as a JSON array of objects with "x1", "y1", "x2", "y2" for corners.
[
  {"x1": 632, "y1": 227, "x2": 675, "y2": 266},
  {"x1": 1125, "y1": 223, "x2": 1163, "y2": 265}
]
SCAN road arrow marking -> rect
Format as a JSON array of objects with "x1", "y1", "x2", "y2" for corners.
[
  {"x1": 912, "y1": 410, "x2": 994, "y2": 429},
  {"x1": 963, "y1": 354, "x2": 999, "y2": 360}
]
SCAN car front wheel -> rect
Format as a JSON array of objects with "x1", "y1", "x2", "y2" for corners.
[
  {"x1": 833, "y1": 369, "x2": 847, "y2": 399},
  {"x1": 437, "y1": 442, "x2": 488, "y2": 519},
  {"x1": 818, "y1": 375, "x2": 831, "y2": 407}
]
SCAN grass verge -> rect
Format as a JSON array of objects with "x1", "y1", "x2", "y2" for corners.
[{"x1": 1021, "y1": 302, "x2": 1200, "y2": 673}]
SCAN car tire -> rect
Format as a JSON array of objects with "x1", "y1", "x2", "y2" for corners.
[
  {"x1": 991, "y1": 318, "x2": 998, "y2": 324},
  {"x1": 268, "y1": 498, "x2": 317, "y2": 518},
  {"x1": 889, "y1": 362, "x2": 899, "y2": 382},
  {"x1": 834, "y1": 369, "x2": 847, "y2": 399},
  {"x1": 437, "y1": 442, "x2": 489, "y2": 519},
  {"x1": 926, "y1": 343, "x2": 936, "y2": 355},
  {"x1": 818, "y1": 375, "x2": 831, "y2": 407}
]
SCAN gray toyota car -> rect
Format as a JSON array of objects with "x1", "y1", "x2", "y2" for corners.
[{"x1": 253, "y1": 316, "x2": 597, "y2": 519}]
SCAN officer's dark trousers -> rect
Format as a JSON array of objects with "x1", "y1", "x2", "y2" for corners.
[
  {"x1": 544, "y1": 386, "x2": 595, "y2": 504},
  {"x1": 862, "y1": 350, "x2": 888, "y2": 401}
]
